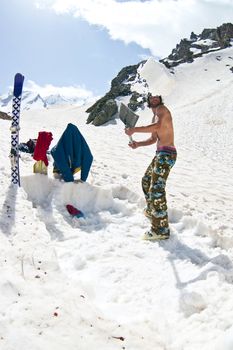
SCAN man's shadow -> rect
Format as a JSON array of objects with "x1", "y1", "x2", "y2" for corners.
[
  {"x1": 161, "y1": 235, "x2": 233, "y2": 289},
  {"x1": 159, "y1": 235, "x2": 233, "y2": 316}
]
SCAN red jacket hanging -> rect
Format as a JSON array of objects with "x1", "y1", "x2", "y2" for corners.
[{"x1": 33, "y1": 131, "x2": 53, "y2": 166}]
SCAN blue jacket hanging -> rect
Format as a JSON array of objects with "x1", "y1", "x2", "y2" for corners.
[{"x1": 51, "y1": 123, "x2": 93, "y2": 182}]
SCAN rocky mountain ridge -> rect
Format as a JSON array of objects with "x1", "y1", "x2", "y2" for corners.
[
  {"x1": 86, "y1": 22, "x2": 233, "y2": 126},
  {"x1": 161, "y1": 22, "x2": 233, "y2": 68}
]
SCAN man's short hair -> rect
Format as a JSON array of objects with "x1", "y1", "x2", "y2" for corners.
[{"x1": 147, "y1": 93, "x2": 163, "y2": 108}]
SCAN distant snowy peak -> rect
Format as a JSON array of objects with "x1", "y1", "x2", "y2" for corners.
[
  {"x1": 44, "y1": 94, "x2": 85, "y2": 106},
  {"x1": 22, "y1": 92, "x2": 46, "y2": 110},
  {"x1": 0, "y1": 89, "x2": 87, "y2": 113},
  {"x1": 161, "y1": 23, "x2": 233, "y2": 68}
]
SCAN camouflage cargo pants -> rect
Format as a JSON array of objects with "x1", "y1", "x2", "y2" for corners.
[{"x1": 142, "y1": 149, "x2": 177, "y2": 237}]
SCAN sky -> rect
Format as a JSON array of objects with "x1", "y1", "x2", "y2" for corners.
[
  {"x1": 0, "y1": 0, "x2": 232, "y2": 97},
  {"x1": 1, "y1": 45, "x2": 233, "y2": 349}
]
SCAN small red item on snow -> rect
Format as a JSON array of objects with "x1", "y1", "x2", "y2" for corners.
[{"x1": 66, "y1": 204, "x2": 84, "y2": 218}]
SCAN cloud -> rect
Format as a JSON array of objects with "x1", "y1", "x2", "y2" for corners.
[
  {"x1": 34, "y1": 0, "x2": 233, "y2": 57},
  {"x1": 26, "y1": 80, "x2": 94, "y2": 99}
]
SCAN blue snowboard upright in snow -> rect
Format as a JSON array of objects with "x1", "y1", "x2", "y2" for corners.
[{"x1": 10, "y1": 73, "x2": 24, "y2": 186}]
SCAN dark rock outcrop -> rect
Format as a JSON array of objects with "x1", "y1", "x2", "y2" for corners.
[
  {"x1": 91, "y1": 99, "x2": 118, "y2": 126},
  {"x1": 128, "y1": 91, "x2": 147, "y2": 111},
  {"x1": 0, "y1": 111, "x2": 11, "y2": 120},
  {"x1": 86, "y1": 63, "x2": 144, "y2": 125}
]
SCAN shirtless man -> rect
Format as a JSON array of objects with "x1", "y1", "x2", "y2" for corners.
[{"x1": 125, "y1": 94, "x2": 177, "y2": 240}]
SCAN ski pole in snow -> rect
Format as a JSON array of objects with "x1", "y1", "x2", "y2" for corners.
[{"x1": 10, "y1": 73, "x2": 24, "y2": 186}]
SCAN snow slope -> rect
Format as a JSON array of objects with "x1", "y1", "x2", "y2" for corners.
[{"x1": 0, "y1": 47, "x2": 233, "y2": 350}]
